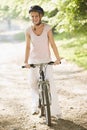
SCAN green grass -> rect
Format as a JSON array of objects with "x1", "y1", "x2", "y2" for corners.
[
  {"x1": 54, "y1": 32, "x2": 87, "y2": 70},
  {"x1": 13, "y1": 32, "x2": 25, "y2": 42}
]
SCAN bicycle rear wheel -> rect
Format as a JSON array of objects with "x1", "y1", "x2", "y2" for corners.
[{"x1": 44, "y1": 84, "x2": 51, "y2": 126}]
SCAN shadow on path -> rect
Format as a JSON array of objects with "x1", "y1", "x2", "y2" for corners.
[
  {"x1": 51, "y1": 118, "x2": 87, "y2": 130},
  {"x1": 0, "y1": 117, "x2": 87, "y2": 130}
]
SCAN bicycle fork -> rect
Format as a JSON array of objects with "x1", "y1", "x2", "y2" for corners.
[{"x1": 38, "y1": 81, "x2": 51, "y2": 107}]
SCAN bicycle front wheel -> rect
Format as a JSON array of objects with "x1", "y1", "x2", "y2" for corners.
[{"x1": 44, "y1": 84, "x2": 51, "y2": 126}]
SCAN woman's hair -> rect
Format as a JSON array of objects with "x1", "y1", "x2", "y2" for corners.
[{"x1": 29, "y1": 5, "x2": 44, "y2": 16}]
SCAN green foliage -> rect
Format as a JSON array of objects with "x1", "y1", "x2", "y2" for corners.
[{"x1": 49, "y1": 0, "x2": 87, "y2": 32}]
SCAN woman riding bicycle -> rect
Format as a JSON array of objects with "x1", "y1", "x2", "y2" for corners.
[{"x1": 24, "y1": 5, "x2": 61, "y2": 118}]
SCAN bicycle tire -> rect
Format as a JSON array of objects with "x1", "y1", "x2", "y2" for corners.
[
  {"x1": 40, "y1": 96, "x2": 45, "y2": 116},
  {"x1": 39, "y1": 84, "x2": 45, "y2": 116},
  {"x1": 44, "y1": 84, "x2": 51, "y2": 126}
]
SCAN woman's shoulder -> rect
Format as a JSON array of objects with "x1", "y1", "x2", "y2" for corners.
[
  {"x1": 44, "y1": 23, "x2": 52, "y2": 31},
  {"x1": 44, "y1": 23, "x2": 51, "y2": 28},
  {"x1": 25, "y1": 26, "x2": 32, "y2": 33}
]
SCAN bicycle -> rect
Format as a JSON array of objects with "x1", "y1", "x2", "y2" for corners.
[{"x1": 22, "y1": 61, "x2": 54, "y2": 126}]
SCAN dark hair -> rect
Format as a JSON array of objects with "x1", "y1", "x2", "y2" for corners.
[{"x1": 29, "y1": 5, "x2": 44, "y2": 16}]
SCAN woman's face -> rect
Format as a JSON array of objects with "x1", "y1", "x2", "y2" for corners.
[{"x1": 30, "y1": 11, "x2": 42, "y2": 25}]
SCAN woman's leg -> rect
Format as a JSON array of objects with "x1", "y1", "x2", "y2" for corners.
[
  {"x1": 28, "y1": 67, "x2": 39, "y2": 114},
  {"x1": 46, "y1": 65, "x2": 61, "y2": 118}
]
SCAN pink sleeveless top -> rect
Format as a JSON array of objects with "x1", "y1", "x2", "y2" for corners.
[{"x1": 26, "y1": 24, "x2": 51, "y2": 64}]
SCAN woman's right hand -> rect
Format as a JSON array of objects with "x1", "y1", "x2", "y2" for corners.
[{"x1": 23, "y1": 63, "x2": 30, "y2": 68}]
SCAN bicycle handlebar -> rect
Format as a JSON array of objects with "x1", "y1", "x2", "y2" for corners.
[{"x1": 22, "y1": 61, "x2": 56, "y2": 68}]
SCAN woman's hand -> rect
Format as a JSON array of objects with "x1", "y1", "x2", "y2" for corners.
[
  {"x1": 23, "y1": 63, "x2": 30, "y2": 68},
  {"x1": 54, "y1": 59, "x2": 61, "y2": 65}
]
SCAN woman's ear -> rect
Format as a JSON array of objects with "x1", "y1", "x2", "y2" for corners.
[{"x1": 40, "y1": 13, "x2": 43, "y2": 18}]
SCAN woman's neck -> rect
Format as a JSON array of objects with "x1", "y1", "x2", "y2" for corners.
[
  {"x1": 36, "y1": 21, "x2": 42, "y2": 26},
  {"x1": 33, "y1": 22, "x2": 43, "y2": 31}
]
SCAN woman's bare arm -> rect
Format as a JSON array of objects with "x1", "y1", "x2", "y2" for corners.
[
  {"x1": 24, "y1": 31, "x2": 31, "y2": 65},
  {"x1": 48, "y1": 30, "x2": 61, "y2": 64}
]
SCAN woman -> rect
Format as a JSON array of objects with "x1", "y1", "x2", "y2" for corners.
[{"x1": 24, "y1": 5, "x2": 61, "y2": 118}]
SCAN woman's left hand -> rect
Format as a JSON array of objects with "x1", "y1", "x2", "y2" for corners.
[{"x1": 54, "y1": 59, "x2": 61, "y2": 65}]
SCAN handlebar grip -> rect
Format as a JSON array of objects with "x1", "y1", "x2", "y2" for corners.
[
  {"x1": 21, "y1": 66, "x2": 26, "y2": 68},
  {"x1": 48, "y1": 61, "x2": 54, "y2": 65},
  {"x1": 21, "y1": 64, "x2": 35, "y2": 68},
  {"x1": 48, "y1": 61, "x2": 61, "y2": 65}
]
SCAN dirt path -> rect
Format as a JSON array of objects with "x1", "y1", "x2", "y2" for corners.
[{"x1": 0, "y1": 28, "x2": 87, "y2": 130}]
